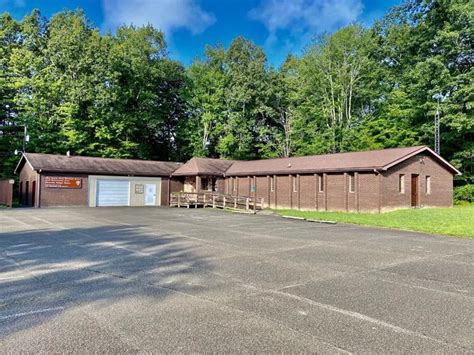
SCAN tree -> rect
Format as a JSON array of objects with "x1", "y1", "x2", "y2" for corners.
[
  {"x1": 290, "y1": 25, "x2": 375, "y2": 155},
  {"x1": 0, "y1": 9, "x2": 187, "y2": 180},
  {"x1": 372, "y1": 0, "x2": 473, "y2": 181}
]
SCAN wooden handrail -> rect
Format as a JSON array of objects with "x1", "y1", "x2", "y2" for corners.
[{"x1": 170, "y1": 191, "x2": 263, "y2": 212}]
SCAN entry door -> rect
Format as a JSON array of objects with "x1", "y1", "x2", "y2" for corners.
[
  {"x1": 411, "y1": 174, "x2": 419, "y2": 207},
  {"x1": 145, "y1": 184, "x2": 157, "y2": 206}
]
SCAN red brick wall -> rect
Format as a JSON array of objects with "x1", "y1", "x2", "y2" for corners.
[
  {"x1": 39, "y1": 173, "x2": 88, "y2": 207},
  {"x1": 0, "y1": 180, "x2": 13, "y2": 207},
  {"x1": 19, "y1": 162, "x2": 39, "y2": 207},
  {"x1": 358, "y1": 173, "x2": 380, "y2": 212},
  {"x1": 160, "y1": 177, "x2": 170, "y2": 206},
  {"x1": 299, "y1": 175, "x2": 316, "y2": 210},
  {"x1": 326, "y1": 173, "x2": 346, "y2": 211},
  {"x1": 237, "y1": 176, "x2": 251, "y2": 197},
  {"x1": 382, "y1": 153, "x2": 453, "y2": 209},
  {"x1": 275, "y1": 175, "x2": 290, "y2": 208},
  {"x1": 170, "y1": 177, "x2": 184, "y2": 193},
  {"x1": 216, "y1": 177, "x2": 225, "y2": 194},
  {"x1": 221, "y1": 152, "x2": 453, "y2": 212},
  {"x1": 256, "y1": 176, "x2": 268, "y2": 207}
]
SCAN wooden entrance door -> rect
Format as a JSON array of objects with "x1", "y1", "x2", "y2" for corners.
[{"x1": 411, "y1": 174, "x2": 418, "y2": 207}]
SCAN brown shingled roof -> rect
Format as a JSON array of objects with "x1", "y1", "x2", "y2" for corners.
[
  {"x1": 172, "y1": 157, "x2": 235, "y2": 176},
  {"x1": 225, "y1": 146, "x2": 461, "y2": 176},
  {"x1": 16, "y1": 153, "x2": 181, "y2": 177}
]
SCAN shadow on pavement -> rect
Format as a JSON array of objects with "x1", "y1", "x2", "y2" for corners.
[{"x1": 0, "y1": 224, "x2": 210, "y2": 337}]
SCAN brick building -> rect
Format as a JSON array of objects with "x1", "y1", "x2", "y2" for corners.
[
  {"x1": 14, "y1": 146, "x2": 460, "y2": 211},
  {"x1": 15, "y1": 153, "x2": 180, "y2": 208},
  {"x1": 171, "y1": 146, "x2": 460, "y2": 212}
]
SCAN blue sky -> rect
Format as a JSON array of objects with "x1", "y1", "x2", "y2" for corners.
[{"x1": 1, "y1": 0, "x2": 402, "y2": 66}]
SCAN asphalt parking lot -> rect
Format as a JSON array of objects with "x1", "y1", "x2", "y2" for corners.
[{"x1": 0, "y1": 207, "x2": 473, "y2": 353}]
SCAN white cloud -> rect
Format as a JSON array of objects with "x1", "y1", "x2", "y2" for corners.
[
  {"x1": 102, "y1": 0, "x2": 215, "y2": 35},
  {"x1": 249, "y1": 0, "x2": 363, "y2": 46}
]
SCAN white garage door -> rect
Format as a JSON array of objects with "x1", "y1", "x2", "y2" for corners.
[{"x1": 96, "y1": 180, "x2": 130, "y2": 207}]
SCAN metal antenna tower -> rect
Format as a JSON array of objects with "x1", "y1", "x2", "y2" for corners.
[{"x1": 434, "y1": 97, "x2": 440, "y2": 155}]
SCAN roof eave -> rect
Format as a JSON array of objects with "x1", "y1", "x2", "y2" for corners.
[
  {"x1": 381, "y1": 146, "x2": 461, "y2": 175},
  {"x1": 37, "y1": 168, "x2": 172, "y2": 177},
  {"x1": 14, "y1": 154, "x2": 37, "y2": 174},
  {"x1": 225, "y1": 167, "x2": 379, "y2": 177}
]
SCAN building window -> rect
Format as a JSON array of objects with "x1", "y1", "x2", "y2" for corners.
[
  {"x1": 270, "y1": 176, "x2": 274, "y2": 192},
  {"x1": 293, "y1": 175, "x2": 298, "y2": 192},
  {"x1": 399, "y1": 174, "x2": 405, "y2": 194},
  {"x1": 348, "y1": 173, "x2": 355, "y2": 193},
  {"x1": 233, "y1": 177, "x2": 237, "y2": 192},
  {"x1": 425, "y1": 176, "x2": 431, "y2": 194},
  {"x1": 318, "y1": 174, "x2": 324, "y2": 192}
]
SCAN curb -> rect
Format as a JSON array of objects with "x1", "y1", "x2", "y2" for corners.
[{"x1": 281, "y1": 215, "x2": 337, "y2": 224}]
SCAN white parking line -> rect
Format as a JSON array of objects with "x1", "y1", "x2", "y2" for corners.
[
  {"x1": 0, "y1": 307, "x2": 64, "y2": 321},
  {"x1": 0, "y1": 275, "x2": 26, "y2": 281}
]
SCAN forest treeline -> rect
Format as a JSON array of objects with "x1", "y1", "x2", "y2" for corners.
[{"x1": 0, "y1": 0, "x2": 472, "y2": 183}]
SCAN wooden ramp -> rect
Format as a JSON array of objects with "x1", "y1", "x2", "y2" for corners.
[{"x1": 170, "y1": 192, "x2": 264, "y2": 213}]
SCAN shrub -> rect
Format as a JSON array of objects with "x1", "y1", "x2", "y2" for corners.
[{"x1": 454, "y1": 185, "x2": 474, "y2": 204}]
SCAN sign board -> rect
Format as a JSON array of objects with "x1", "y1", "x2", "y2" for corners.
[
  {"x1": 135, "y1": 184, "x2": 144, "y2": 194},
  {"x1": 45, "y1": 176, "x2": 82, "y2": 189}
]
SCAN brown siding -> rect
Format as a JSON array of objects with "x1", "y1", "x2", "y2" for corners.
[
  {"x1": 382, "y1": 153, "x2": 453, "y2": 210},
  {"x1": 39, "y1": 173, "x2": 88, "y2": 207}
]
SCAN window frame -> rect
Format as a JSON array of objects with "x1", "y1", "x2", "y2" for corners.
[
  {"x1": 348, "y1": 173, "x2": 355, "y2": 193},
  {"x1": 292, "y1": 175, "x2": 298, "y2": 193},
  {"x1": 425, "y1": 176, "x2": 431, "y2": 195},
  {"x1": 399, "y1": 174, "x2": 405, "y2": 194},
  {"x1": 270, "y1": 176, "x2": 274, "y2": 192},
  {"x1": 318, "y1": 174, "x2": 324, "y2": 192}
]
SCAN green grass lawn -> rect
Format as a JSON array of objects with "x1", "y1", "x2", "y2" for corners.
[{"x1": 274, "y1": 206, "x2": 474, "y2": 238}]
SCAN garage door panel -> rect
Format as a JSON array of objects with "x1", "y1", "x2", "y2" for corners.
[{"x1": 97, "y1": 180, "x2": 130, "y2": 206}]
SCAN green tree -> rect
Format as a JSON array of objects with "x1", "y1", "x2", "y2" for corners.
[{"x1": 371, "y1": 0, "x2": 473, "y2": 180}]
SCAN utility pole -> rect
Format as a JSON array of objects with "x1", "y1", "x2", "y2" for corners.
[{"x1": 23, "y1": 125, "x2": 28, "y2": 152}]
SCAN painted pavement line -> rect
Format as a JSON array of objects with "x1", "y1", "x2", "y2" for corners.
[{"x1": 0, "y1": 306, "x2": 65, "y2": 321}]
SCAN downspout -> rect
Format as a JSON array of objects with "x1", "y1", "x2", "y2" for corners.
[
  {"x1": 38, "y1": 169, "x2": 42, "y2": 208},
  {"x1": 374, "y1": 168, "x2": 382, "y2": 213},
  {"x1": 168, "y1": 175, "x2": 171, "y2": 206}
]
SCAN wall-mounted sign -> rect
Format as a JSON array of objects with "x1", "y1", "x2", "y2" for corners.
[
  {"x1": 135, "y1": 184, "x2": 144, "y2": 194},
  {"x1": 45, "y1": 176, "x2": 82, "y2": 189}
]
